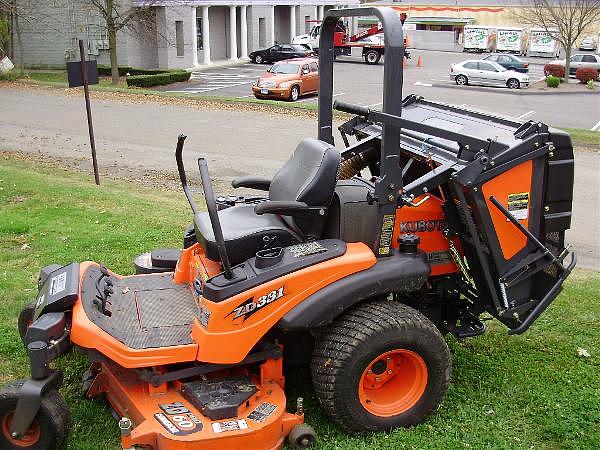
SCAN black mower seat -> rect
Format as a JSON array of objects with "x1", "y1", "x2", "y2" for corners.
[
  {"x1": 195, "y1": 205, "x2": 301, "y2": 264},
  {"x1": 195, "y1": 138, "x2": 340, "y2": 265}
]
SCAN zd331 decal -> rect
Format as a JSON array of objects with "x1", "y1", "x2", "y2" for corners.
[{"x1": 228, "y1": 287, "x2": 285, "y2": 321}]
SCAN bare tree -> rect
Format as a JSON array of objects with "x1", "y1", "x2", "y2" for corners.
[
  {"x1": 513, "y1": 0, "x2": 600, "y2": 79},
  {"x1": 89, "y1": 0, "x2": 160, "y2": 84}
]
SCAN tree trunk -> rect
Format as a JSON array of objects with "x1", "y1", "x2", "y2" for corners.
[
  {"x1": 564, "y1": 45, "x2": 571, "y2": 83},
  {"x1": 108, "y1": 23, "x2": 119, "y2": 84}
]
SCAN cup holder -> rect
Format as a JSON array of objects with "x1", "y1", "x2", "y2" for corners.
[{"x1": 255, "y1": 247, "x2": 284, "y2": 269}]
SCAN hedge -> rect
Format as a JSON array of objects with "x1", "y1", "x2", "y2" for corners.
[
  {"x1": 126, "y1": 70, "x2": 191, "y2": 87},
  {"x1": 97, "y1": 65, "x2": 172, "y2": 76},
  {"x1": 575, "y1": 67, "x2": 599, "y2": 84},
  {"x1": 544, "y1": 63, "x2": 565, "y2": 78}
]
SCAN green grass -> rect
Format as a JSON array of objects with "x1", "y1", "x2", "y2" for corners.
[
  {"x1": 0, "y1": 156, "x2": 599, "y2": 449},
  {"x1": 562, "y1": 128, "x2": 600, "y2": 147}
]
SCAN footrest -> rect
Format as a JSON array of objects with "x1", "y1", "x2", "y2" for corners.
[
  {"x1": 181, "y1": 376, "x2": 258, "y2": 421},
  {"x1": 445, "y1": 312, "x2": 486, "y2": 338}
]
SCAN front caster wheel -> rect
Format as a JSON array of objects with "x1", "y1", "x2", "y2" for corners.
[
  {"x1": 0, "y1": 380, "x2": 70, "y2": 450},
  {"x1": 288, "y1": 424, "x2": 317, "y2": 449},
  {"x1": 312, "y1": 300, "x2": 451, "y2": 432}
]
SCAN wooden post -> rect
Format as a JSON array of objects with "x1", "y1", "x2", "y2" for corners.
[{"x1": 79, "y1": 40, "x2": 100, "y2": 185}]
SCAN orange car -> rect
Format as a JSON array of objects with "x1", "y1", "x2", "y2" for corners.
[{"x1": 252, "y1": 58, "x2": 319, "y2": 101}]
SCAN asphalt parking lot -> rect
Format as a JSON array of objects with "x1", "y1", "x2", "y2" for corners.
[{"x1": 165, "y1": 49, "x2": 600, "y2": 130}]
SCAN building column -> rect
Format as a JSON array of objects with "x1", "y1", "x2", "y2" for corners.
[
  {"x1": 240, "y1": 5, "x2": 248, "y2": 57},
  {"x1": 290, "y1": 5, "x2": 297, "y2": 41},
  {"x1": 191, "y1": 7, "x2": 199, "y2": 66},
  {"x1": 229, "y1": 5, "x2": 238, "y2": 59},
  {"x1": 318, "y1": 5, "x2": 324, "y2": 21},
  {"x1": 202, "y1": 5, "x2": 211, "y2": 65},
  {"x1": 268, "y1": 5, "x2": 275, "y2": 46},
  {"x1": 314, "y1": 5, "x2": 318, "y2": 22}
]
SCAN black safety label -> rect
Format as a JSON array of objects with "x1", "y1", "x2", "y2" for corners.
[
  {"x1": 427, "y1": 250, "x2": 452, "y2": 265},
  {"x1": 507, "y1": 192, "x2": 529, "y2": 221},
  {"x1": 247, "y1": 402, "x2": 277, "y2": 422}
]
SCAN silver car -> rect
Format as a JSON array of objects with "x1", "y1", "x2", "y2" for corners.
[
  {"x1": 450, "y1": 59, "x2": 530, "y2": 89},
  {"x1": 547, "y1": 53, "x2": 600, "y2": 77},
  {"x1": 579, "y1": 37, "x2": 597, "y2": 51}
]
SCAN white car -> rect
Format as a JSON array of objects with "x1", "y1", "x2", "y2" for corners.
[
  {"x1": 450, "y1": 60, "x2": 529, "y2": 89},
  {"x1": 546, "y1": 53, "x2": 600, "y2": 77},
  {"x1": 579, "y1": 37, "x2": 597, "y2": 51}
]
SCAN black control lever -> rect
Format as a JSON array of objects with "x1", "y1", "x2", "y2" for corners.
[
  {"x1": 198, "y1": 158, "x2": 235, "y2": 280},
  {"x1": 175, "y1": 134, "x2": 200, "y2": 215}
]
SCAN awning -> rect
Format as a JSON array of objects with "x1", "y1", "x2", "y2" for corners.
[{"x1": 358, "y1": 16, "x2": 475, "y2": 26}]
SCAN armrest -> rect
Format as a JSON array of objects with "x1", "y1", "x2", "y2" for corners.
[
  {"x1": 231, "y1": 175, "x2": 271, "y2": 191},
  {"x1": 254, "y1": 201, "x2": 326, "y2": 217}
]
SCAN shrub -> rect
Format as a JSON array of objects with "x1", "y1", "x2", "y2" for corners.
[
  {"x1": 126, "y1": 70, "x2": 190, "y2": 88},
  {"x1": 97, "y1": 65, "x2": 170, "y2": 76},
  {"x1": 545, "y1": 75, "x2": 560, "y2": 88},
  {"x1": 544, "y1": 63, "x2": 565, "y2": 78},
  {"x1": 587, "y1": 79, "x2": 595, "y2": 90},
  {"x1": 575, "y1": 67, "x2": 599, "y2": 84}
]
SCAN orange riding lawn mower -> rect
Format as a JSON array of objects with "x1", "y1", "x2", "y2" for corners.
[{"x1": 1, "y1": 7, "x2": 576, "y2": 450}]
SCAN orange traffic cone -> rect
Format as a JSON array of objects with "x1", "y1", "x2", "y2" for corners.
[{"x1": 417, "y1": 55, "x2": 423, "y2": 67}]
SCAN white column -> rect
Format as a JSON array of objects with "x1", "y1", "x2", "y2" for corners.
[
  {"x1": 290, "y1": 5, "x2": 297, "y2": 42},
  {"x1": 314, "y1": 6, "x2": 318, "y2": 23},
  {"x1": 229, "y1": 5, "x2": 237, "y2": 59},
  {"x1": 240, "y1": 5, "x2": 248, "y2": 57},
  {"x1": 202, "y1": 5, "x2": 211, "y2": 65},
  {"x1": 318, "y1": 5, "x2": 324, "y2": 21},
  {"x1": 268, "y1": 5, "x2": 275, "y2": 46},
  {"x1": 191, "y1": 7, "x2": 199, "y2": 66}
]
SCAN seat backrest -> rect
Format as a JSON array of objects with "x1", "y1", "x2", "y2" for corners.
[{"x1": 269, "y1": 138, "x2": 340, "y2": 237}]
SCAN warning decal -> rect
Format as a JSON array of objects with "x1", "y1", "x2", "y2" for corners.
[
  {"x1": 211, "y1": 419, "x2": 248, "y2": 433},
  {"x1": 378, "y1": 214, "x2": 395, "y2": 256},
  {"x1": 247, "y1": 402, "x2": 277, "y2": 422},
  {"x1": 507, "y1": 192, "x2": 529, "y2": 221}
]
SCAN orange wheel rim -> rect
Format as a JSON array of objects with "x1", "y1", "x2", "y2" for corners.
[
  {"x1": 358, "y1": 349, "x2": 428, "y2": 417},
  {"x1": 2, "y1": 412, "x2": 41, "y2": 447}
]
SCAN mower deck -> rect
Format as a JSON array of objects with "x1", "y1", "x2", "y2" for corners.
[{"x1": 80, "y1": 266, "x2": 197, "y2": 349}]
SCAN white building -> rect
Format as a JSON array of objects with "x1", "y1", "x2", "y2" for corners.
[{"x1": 15, "y1": 1, "x2": 357, "y2": 70}]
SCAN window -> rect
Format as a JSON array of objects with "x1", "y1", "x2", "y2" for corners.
[
  {"x1": 499, "y1": 56, "x2": 510, "y2": 63},
  {"x1": 175, "y1": 20, "x2": 184, "y2": 56},
  {"x1": 570, "y1": 55, "x2": 583, "y2": 62},
  {"x1": 196, "y1": 16, "x2": 203, "y2": 50},
  {"x1": 478, "y1": 62, "x2": 496, "y2": 71},
  {"x1": 281, "y1": 45, "x2": 294, "y2": 51},
  {"x1": 310, "y1": 62, "x2": 318, "y2": 72},
  {"x1": 582, "y1": 55, "x2": 596, "y2": 63},
  {"x1": 464, "y1": 62, "x2": 478, "y2": 69},
  {"x1": 305, "y1": 16, "x2": 311, "y2": 33},
  {"x1": 302, "y1": 64, "x2": 309, "y2": 73},
  {"x1": 487, "y1": 55, "x2": 498, "y2": 61},
  {"x1": 259, "y1": 18, "x2": 266, "y2": 47}
]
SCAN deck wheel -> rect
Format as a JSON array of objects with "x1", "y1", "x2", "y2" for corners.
[{"x1": 288, "y1": 423, "x2": 317, "y2": 449}]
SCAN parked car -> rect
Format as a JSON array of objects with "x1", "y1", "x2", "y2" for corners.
[
  {"x1": 546, "y1": 53, "x2": 600, "y2": 76},
  {"x1": 252, "y1": 58, "x2": 319, "y2": 101},
  {"x1": 249, "y1": 44, "x2": 314, "y2": 64},
  {"x1": 482, "y1": 53, "x2": 529, "y2": 73},
  {"x1": 450, "y1": 60, "x2": 529, "y2": 89},
  {"x1": 579, "y1": 36, "x2": 597, "y2": 51}
]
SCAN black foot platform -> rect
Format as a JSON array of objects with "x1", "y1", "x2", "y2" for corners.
[{"x1": 81, "y1": 265, "x2": 198, "y2": 349}]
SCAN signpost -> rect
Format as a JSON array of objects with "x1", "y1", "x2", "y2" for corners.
[{"x1": 66, "y1": 40, "x2": 101, "y2": 185}]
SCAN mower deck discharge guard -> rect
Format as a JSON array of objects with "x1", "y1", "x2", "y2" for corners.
[{"x1": 1, "y1": 6, "x2": 575, "y2": 450}]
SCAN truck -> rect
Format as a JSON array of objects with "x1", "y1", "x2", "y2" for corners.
[
  {"x1": 496, "y1": 27, "x2": 525, "y2": 54},
  {"x1": 293, "y1": 16, "x2": 409, "y2": 65},
  {"x1": 527, "y1": 28, "x2": 560, "y2": 57},
  {"x1": 463, "y1": 26, "x2": 495, "y2": 53}
]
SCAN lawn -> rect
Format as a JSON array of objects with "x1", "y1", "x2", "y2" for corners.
[{"x1": 0, "y1": 156, "x2": 598, "y2": 449}]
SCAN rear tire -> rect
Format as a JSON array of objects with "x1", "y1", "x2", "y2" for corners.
[
  {"x1": 0, "y1": 380, "x2": 70, "y2": 450},
  {"x1": 254, "y1": 55, "x2": 263, "y2": 64},
  {"x1": 311, "y1": 300, "x2": 451, "y2": 432},
  {"x1": 364, "y1": 49, "x2": 381, "y2": 65},
  {"x1": 455, "y1": 74, "x2": 468, "y2": 86},
  {"x1": 18, "y1": 301, "x2": 37, "y2": 344}
]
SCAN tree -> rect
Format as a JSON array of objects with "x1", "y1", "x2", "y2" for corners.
[
  {"x1": 513, "y1": 0, "x2": 600, "y2": 80},
  {"x1": 90, "y1": 1, "x2": 159, "y2": 84}
]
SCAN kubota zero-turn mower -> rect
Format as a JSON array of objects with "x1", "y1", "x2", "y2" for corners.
[{"x1": 1, "y1": 6, "x2": 576, "y2": 450}]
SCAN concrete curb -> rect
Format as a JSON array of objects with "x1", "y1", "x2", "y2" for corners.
[
  {"x1": 430, "y1": 82, "x2": 600, "y2": 96},
  {"x1": 189, "y1": 58, "x2": 251, "y2": 73}
]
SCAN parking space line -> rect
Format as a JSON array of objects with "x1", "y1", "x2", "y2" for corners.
[
  {"x1": 517, "y1": 110, "x2": 535, "y2": 120},
  {"x1": 414, "y1": 81, "x2": 433, "y2": 87},
  {"x1": 591, "y1": 120, "x2": 600, "y2": 131}
]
